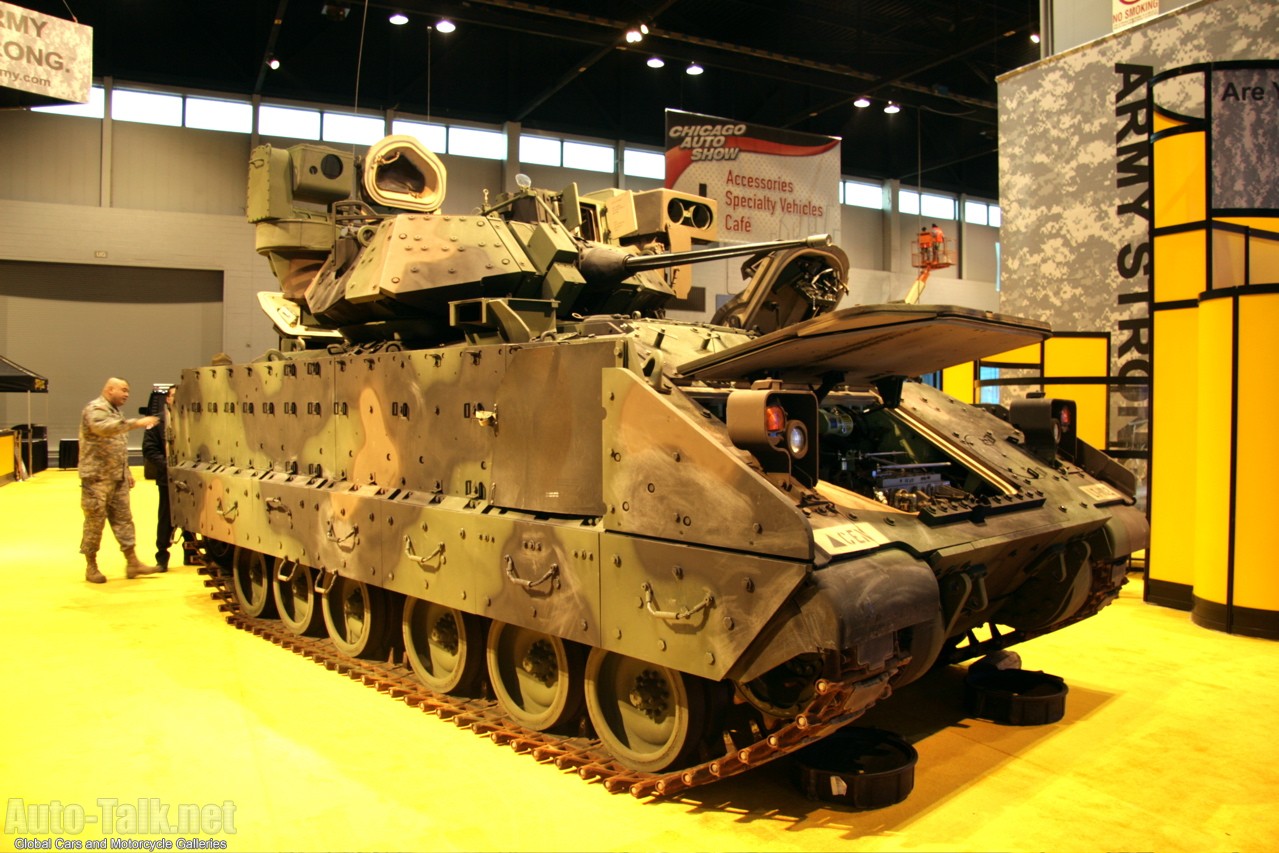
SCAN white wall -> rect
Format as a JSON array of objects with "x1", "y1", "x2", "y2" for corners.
[{"x1": 0, "y1": 105, "x2": 1003, "y2": 368}]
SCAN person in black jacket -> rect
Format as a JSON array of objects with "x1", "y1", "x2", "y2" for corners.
[{"x1": 142, "y1": 385, "x2": 194, "y2": 570}]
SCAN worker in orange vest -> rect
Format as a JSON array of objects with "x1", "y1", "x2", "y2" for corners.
[
  {"x1": 917, "y1": 227, "x2": 933, "y2": 265},
  {"x1": 930, "y1": 223, "x2": 946, "y2": 263}
]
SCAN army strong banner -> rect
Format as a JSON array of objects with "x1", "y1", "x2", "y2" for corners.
[
  {"x1": 0, "y1": 1, "x2": 92, "y2": 107},
  {"x1": 664, "y1": 109, "x2": 841, "y2": 245}
]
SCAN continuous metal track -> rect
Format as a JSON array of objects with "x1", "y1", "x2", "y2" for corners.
[{"x1": 203, "y1": 570, "x2": 902, "y2": 798}]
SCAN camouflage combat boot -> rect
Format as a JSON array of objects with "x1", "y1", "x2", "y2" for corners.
[
  {"x1": 85, "y1": 555, "x2": 106, "y2": 584},
  {"x1": 124, "y1": 548, "x2": 159, "y2": 579}
]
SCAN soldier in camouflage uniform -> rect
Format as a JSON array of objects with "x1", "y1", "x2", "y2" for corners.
[{"x1": 79, "y1": 377, "x2": 162, "y2": 584}]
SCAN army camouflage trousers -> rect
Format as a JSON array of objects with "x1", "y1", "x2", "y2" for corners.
[{"x1": 80, "y1": 476, "x2": 136, "y2": 555}]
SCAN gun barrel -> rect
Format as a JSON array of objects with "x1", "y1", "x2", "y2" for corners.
[{"x1": 620, "y1": 233, "x2": 832, "y2": 273}]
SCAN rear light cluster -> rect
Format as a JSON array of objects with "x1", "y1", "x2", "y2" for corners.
[
  {"x1": 1008, "y1": 395, "x2": 1078, "y2": 465},
  {"x1": 765, "y1": 405, "x2": 811, "y2": 459},
  {"x1": 728, "y1": 381, "x2": 818, "y2": 486}
]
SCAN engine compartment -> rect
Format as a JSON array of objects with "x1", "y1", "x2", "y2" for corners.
[
  {"x1": 693, "y1": 384, "x2": 1011, "y2": 515},
  {"x1": 816, "y1": 394, "x2": 1008, "y2": 512}
]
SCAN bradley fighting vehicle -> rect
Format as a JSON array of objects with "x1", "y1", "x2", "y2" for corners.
[{"x1": 168, "y1": 135, "x2": 1148, "y2": 793}]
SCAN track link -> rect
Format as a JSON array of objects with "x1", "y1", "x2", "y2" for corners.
[{"x1": 204, "y1": 571, "x2": 902, "y2": 798}]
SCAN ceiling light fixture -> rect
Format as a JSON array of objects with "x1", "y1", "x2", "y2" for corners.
[
  {"x1": 1030, "y1": 32, "x2": 1041, "y2": 43},
  {"x1": 686, "y1": 63, "x2": 703, "y2": 76},
  {"x1": 883, "y1": 102, "x2": 900, "y2": 114},
  {"x1": 389, "y1": 13, "x2": 408, "y2": 26},
  {"x1": 647, "y1": 56, "x2": 665, "y2": 69},
  {"x1": 267, "y1": 57, "x2": 280, "y2": 70},
  {"x1": 853, "y1": 97, "x2": 871, "y2": 108},
  {"x1": 435, "y1": 19, "x2": 456, "y2": 33},
  {"x1": 320, "y1": 3, "x2": 350, "y2": 21},
  {"x1": 626, "y1": 24, "x2": 649, "y2": 44}
]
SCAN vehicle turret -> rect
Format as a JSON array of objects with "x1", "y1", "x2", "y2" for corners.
[{"x1": 247, "y1": 135, "x2": 837, "y2": 345}]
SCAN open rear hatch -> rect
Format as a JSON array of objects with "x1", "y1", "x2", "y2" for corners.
[{"x1": 676, "y1": 304, "x2": 1051, "y2": 385}]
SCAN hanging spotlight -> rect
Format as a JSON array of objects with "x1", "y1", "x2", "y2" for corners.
[
  {"x1": 625, "y1": 28, "x2": 643, "y2": 43},
  {"x1": 435, "y1": 19, "x2": 456, "y2": 33},
  {"x1": 686, "y1": 63, "x2": 704, "y2": 76},
  {"x1": 1030, "y1": 32, "x2": 1041, "y2": 43},
  {"x1": 389, "y1": 13, "x2": 408, "y2": 26},
  {"x1": 853, "y1": 97, "x2": 871, "y2": 108},
  {"x1": 883, "y1": 102, "x2": 900, "y2": 114},
  {"x1": 267, "y1": 57, "x2": 280, "y2": 70},
  {"x1": 647, "y1": 57, "x2": 665, "y2": 69}
]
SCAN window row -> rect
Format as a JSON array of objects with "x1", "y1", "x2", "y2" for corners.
[
  {"x1": 841, "y1": 180, "x2": 1001, "y2": 224},
  {"x1": 35, "y1": 87, "x2": 997, "y2": 215},
  {"x1": 34, "y1": 87, "x2": 662, "y2": 178}
]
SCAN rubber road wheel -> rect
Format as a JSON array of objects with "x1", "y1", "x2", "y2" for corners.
[
  {"x1": 403, "y1": 598, "x2": 484, "y2": 694},
  {"x1": 321, "y1": 576, "x2": 400, "y2": 660}
]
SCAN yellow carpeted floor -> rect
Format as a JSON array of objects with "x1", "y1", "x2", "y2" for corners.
[{"x1": 2, "y1": 469, "x2": 1278, "y2": 852}]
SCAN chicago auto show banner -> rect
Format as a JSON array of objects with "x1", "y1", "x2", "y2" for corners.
[{"x1": 664, "y1": 109, "x2": 841, "y2": 245}]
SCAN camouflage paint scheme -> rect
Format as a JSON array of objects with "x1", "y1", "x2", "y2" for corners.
[
  {"x1": 169, "y1": 135, "x2": 1149, "y2": 772},
  {"x1": 169, "y1": 318, "x2": 1144, "y2": 682}
]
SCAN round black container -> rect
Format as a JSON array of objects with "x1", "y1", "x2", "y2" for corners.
[
  {"x1": 964, "y1": 668, "x2": 1068, "y2": 725},
  {"x1": 794, "y1": 727, "x2": 918, "y2": 809}
]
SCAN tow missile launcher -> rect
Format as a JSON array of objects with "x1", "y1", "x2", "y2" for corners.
[{"x1": 171, "y1": 135, "x2": 1148, "y2": 791}]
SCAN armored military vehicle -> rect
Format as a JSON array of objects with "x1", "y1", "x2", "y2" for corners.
[{"x1": 169, "y1": 135, "x2": 1147, "y2": 792}]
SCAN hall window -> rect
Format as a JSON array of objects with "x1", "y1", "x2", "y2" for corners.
[
  {"x1": 842, "y1": 180, "x2": 883, "y2": 210},
  {"x1": 259, "y1": 104, "x2": 321, "y2": 140},
  {"x1": 185, "y1": 97, "x2": 252, "y2": 133},
  {"x1": 520, "y1": 135, "x2": 561, "y2": 167},
  {"x1": 112, "y1": 89, "x2": 182, "y2": 127},
  {"x1": 31, "y1": 86, "x2": 104, "y2": 118},
  {"x1": 448, "y1": 126, "x2": 506, "y2": 160},
  {"x1": 390, "y1": 119, "x2": 447, "y2": 152},
  {"x1": 563, "y1": 140, "x2": 614, "y2": 173},
  {"x1": 323, "y1": 111, "x2": 385, "y2": 145},
  {"x1": 624, "y1": 148, "x2": 665, "y2": 180}
]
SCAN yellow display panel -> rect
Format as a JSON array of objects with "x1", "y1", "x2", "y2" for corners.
[
  {"x1": 942, "y1": 361, "x2": 976, "y2": 404},
  {"x1": 1232, "y1": 292, "x2": 1279, "y2": 611},
  {"x1": 1211, "y1": 226, "x2": 1252, "y2": 289},
  {"x1": 1213, "y1": 218, "x2": 1279, "y2": 288},
  {"x1": 1216, "y1": 216, "x2": 1279, "y2": 232},
  {"x1": 1250, "y1": 233, "x2": 1279, "y2": 288},
  {"x1": 0, "y1": 432, "x2": 14, "y2": 484},
  {"x1": 1153, "y1": 130, "x2": 1206, "y2": 229},
  {"x1": 1153, "y1": 110, "x2": 1188, "y2": 134},
  {"x1": 1042, "y1": 336, "x2": 1108, "y2": 448},
  {"x1": 1148, "y1": 308, "x2": 1198, "y2": 589},
  {"x1": 1154, "y1": 229, "x2": 1207, "y2": 303},
  {"x1": 982, "y1": 342, "x2": 1042, "y2": 367},
  {"x1": 1192, "y1": 297, "x2": 1235, "y2": 605}
]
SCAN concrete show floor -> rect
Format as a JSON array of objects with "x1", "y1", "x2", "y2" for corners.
[{"x1": 2, "y1": 469, "x2": 1278, "y2": 852}]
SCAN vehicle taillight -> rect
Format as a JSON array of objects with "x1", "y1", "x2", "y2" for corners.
[
  {"x1": 727, "y1": 382, "x2": 819, "y2": 487},
  {"x1": 765, "y1": 404, "x2": 787, "y2": 436}
]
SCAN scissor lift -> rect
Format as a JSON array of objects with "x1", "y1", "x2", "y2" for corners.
[{"x1": 904, "y1": 236, "x2": 956, "y2": 304}]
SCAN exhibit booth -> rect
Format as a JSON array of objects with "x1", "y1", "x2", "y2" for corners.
[
  {"x1": 0, "y1": 355, "x2": 49, "y2": 483},
  {"x1": 996, "y1": 0, "x2": 1279, "y2": 637}
]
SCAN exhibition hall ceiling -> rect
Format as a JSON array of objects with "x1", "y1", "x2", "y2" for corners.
[{"x1": 22, "y1": 0, "x2": 1042, "y2": 197}]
